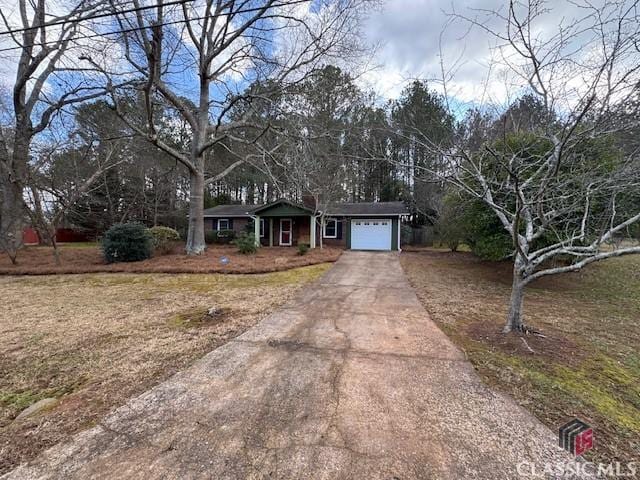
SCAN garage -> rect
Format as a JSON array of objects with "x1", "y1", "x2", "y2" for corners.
[{"x1": 350, "y1": 219, "x2": 392, "y2": 251}]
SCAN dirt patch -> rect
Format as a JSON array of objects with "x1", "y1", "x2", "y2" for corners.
[
  {"x1": 401, "y1": 250, "x2": 640, "y2": 464},
  {"x1": 0, "y1": 264, "x2": 331, "y2": 474},
  {"x1": 465, "y1": 321, "x2": 583, "y2": 365},
  {"x1": 0, "y1": 244, "x2": 342, "y2": 275}
]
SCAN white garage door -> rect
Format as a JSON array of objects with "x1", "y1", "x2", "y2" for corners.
[{"x1": 351, "y1": 219, "x2": 392, "y2": 251}]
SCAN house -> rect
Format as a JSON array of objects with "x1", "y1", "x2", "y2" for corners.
[{"x1": 203, "y1": 199, "x2": 409, "y2": 251}]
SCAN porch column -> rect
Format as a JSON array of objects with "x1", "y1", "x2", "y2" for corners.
[
  {"x1": 269, "y1": 218, "x2": 273, "y2": 247},
  {"x1": 309, "y1": 215, "x2": 316, "y2": 249},
  {"x1": 254, "y1": 215, "x2": 261, "y2": 247}
]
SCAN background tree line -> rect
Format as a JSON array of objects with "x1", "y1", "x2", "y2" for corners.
[
  {"x1": 12, "y1": 66, "x2": 459, "y2": 241},
  {"x1": 7, "y1": 63, "x2": 639, "y2": 254}
]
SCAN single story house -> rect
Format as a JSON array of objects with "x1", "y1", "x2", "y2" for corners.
[{"x1": 203, "y1": 199, "x2": 409, "y2": 251}]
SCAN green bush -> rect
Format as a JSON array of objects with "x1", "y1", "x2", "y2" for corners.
[
  {"x1": 436, "y1": 195, "x2": 466, "y2": 252},
  {"x1": 441, "y1": 195, "x2": 557, "y2": 260},
  {"x1": 102, "y1": 223, "x2": 153, "y2": 263},
  {"x1": 205, "y1": 231, "x2": 217, "y2": 244},
  {"x1": 297, "y1": 243, "x2": 309, "y2": 256},
  {"x1": 453, "y1": 199, "x2": 513, "y2": 260},
  {"x1": 233, "y1": 232, "x2": 257, "y2": 254},
  {"x1": 205, "y1": 229, "x2": 236, "y2": 244},
  {"x1": 472, "y1": 234, "x2": 514, "y2": 261},
  {"x1": 149, "y1": 226, "x2": 180, "y2": 255},
  {"x1": 215, "y1": 229, "x2": 236, "y2": 244}
]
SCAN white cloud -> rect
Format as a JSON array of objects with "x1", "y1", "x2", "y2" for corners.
[{"x1": 358, "y1": 0, "x2": 636, "y2": 111}]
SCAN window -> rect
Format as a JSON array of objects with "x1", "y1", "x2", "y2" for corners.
[
  {"x1": 217, "y1": 219, "x2": 229, "y2": 230},
  {"x1": 323, "y1": 218, "x2": 337, "y2": 238},
  {"x1": 259, "y1": 218, "x2": 265, "y2": 238}
]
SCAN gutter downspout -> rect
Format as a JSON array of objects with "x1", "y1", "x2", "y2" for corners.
[{"x1": 249, "y1": 214, "x2": 260, "y2": 248}]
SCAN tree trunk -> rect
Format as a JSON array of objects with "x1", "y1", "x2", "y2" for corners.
[
  {"x1": 34, "y1": 223, "x2": 52, "y2": 246},
  {"x1": 0, "y1": 170, "x2": 25, "y2": 264},
  {"x1": 2, "y1": 121, "x2": 34, "y2": 263},
  {"x1": 50, "y1": 233, "x2": 61, "y2": 266},
  {"x1": 503, "y1": 268, "x2": 525, "y2": 333},
  {"x1": 185, "y1": 169, "x2": 206, "y2": 255}
]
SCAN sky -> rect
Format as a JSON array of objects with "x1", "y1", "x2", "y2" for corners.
[
  {"x1": 0, "y1": 0, "x2": 634, "y2": 121},
  {"x1": 359, "y1": 0, "x2": 599, "y2": 107}
]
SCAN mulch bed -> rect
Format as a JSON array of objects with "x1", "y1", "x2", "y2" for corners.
[{"x1": 0, "y1": 244, "x2": 343, "y2": 275}]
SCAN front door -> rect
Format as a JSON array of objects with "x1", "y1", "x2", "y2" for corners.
[{"x1": 280, "y1": 218, "x2": 292, "y2": 246}]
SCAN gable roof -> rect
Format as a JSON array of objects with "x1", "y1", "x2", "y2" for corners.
[
  {"x1": 326, "y1": 201, "x2": 408, "y2": 216},
  {"x1": 253, "y1": 199, "x2": 314, "y2": 215}
]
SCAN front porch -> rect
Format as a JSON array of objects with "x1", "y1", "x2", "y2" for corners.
[
  {"x1": 252, "y1": 200, "x2": 317, "y2": 249},
  {"x1": 255, "y1": 215, "x2": 317, "y2": 248}
]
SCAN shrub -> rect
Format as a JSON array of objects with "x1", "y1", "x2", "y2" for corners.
[
  {"x1": 472, "y1": 234, "x2": 514, "y2": 261},
  {"x1": 102, "y1": 223, "x2": 153, "y2": 263},
  {"x1": 436, "y1": 196, "x2": 466, "y2": 252},
  {"x1": 149, "y1": 226, "x2": 180, "y2": 255},
  {"x1": 297, "y1": 243, "x2": 309, "y2": 256},
  {"x1": 443, "y1": 195, "x2": 556, "y2": 260},
  {"x1": 204, "y1": 231, "x2": 217, "y2": 244},
  {"x1": 215, "y1": 229, "x2": 236, "y2": 244},
  {"x1": 205, "y1": 229, "x2": 236, "y2": 244},
  {"x1": 233, "y1": 232, "x2": 257, "y2": 254}
]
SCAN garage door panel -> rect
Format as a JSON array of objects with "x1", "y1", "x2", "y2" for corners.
[{"x1": 351, "y1": 219, "x2": 392, "y2": 251}]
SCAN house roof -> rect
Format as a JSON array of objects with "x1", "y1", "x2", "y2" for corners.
[
  {"x1": 203, "y1": 200, "x2": 409, "y2": 217},
  {"x1": 203, "y1": 204, "x2": 262, "y2": 217},
  {"x1": 326, "y1": 201, "x2": 409, "y2": 216}
]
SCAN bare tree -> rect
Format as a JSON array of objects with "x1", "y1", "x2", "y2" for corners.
[
  {"x1": 397, "y1": 0, "x2": 640, "y2": 332},
  {"x1": 279, "y1": 126, "x2": 347, "y2": 248},
  {"x1": 82, "y1": 0, "x2": 370, "y2": 254},
  {"x1": 0, "y1": 0, "x2": 111, "y2": 263},
  {"x1": 24, "y1": 139, "x2": 122, "y2": 264}
]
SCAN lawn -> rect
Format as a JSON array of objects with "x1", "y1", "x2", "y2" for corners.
[
  {"x1": 401, "y1": 250, "x2": 640, "y2": 464},
  {"x1": 0, "y1": 244, "x2": 342, "y2": 275},
  {"x1": 0, "y1": 264, "x2": 331, "y2": 474}
]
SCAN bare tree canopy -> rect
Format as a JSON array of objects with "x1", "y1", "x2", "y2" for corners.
[
  {"x1": 0, "y1": 0, "x2": 111, "y2": 263},
  {"x1": 396, "y1": 0, "x2": 640, "y2": 332},
  {"x1": 77, "y1": 0, "x2": 372, "y2": 254}
]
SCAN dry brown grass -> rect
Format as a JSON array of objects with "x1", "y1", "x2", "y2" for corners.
[
  {"x1": 401, "y1": 250, "x2": 640, "y2": 464},
  {"x1": 0, "y1": 264, "x2": 331, "y2": 474},
  {"x1": 0, "y1": 244, "x2": 343, "y2": 275}
]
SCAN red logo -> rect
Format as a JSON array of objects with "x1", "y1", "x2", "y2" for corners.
[{"x1": 559, "y1": 419, "x2": 593, "y2": 456}]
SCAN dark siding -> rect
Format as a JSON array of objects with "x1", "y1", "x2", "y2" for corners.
[
  {"x1": 346, "y1": 218, "x2": 351, "y2": 249},
  {"x1": 391, "y1": 218, "x2": 399, "y2": 250},
  {"x1": 319, "y1": 218, "x2": 347, "y2": 248},
  {"x1": 209, "y1": 217, "x2": 248, "y2": 234},
  {"x1": 232, "y1": 218, "x2": 248, "y2": 234}
]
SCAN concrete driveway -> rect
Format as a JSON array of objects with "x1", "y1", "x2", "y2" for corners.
[{"x1": 5, "y1": 252, "x2": 579, "y2": 479}]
